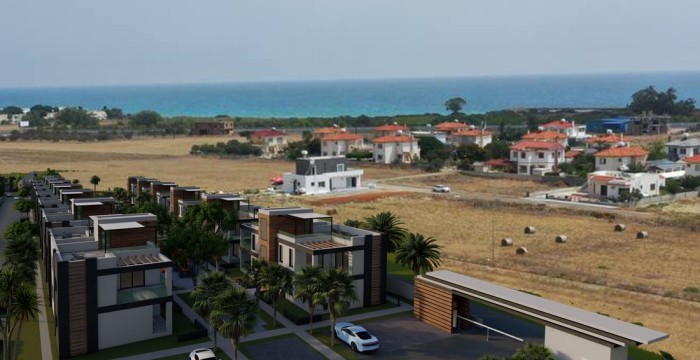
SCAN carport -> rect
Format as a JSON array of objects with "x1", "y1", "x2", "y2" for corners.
[{"x1": 414, "y1": 270, "x2": 668, "y2": 360}]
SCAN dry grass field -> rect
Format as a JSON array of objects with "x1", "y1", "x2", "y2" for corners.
[{"x1": 2, "y1": 137, "x2": 699, "y2": 357}]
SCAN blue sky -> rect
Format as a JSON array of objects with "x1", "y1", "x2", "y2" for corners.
[{"x1": 1, "y1": 0, "x2": 699, "y2": 88}]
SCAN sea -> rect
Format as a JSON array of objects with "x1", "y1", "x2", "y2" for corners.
[{"x1": 1, "y1": 72, "x2": 699, "y2": 118}]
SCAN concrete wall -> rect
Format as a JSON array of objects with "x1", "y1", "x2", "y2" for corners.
[
  {"x1": 387, "y1": 275, "x2": 415, "y2": 301},
  {"x1": 544, "y1": 326, "x2": 626, "y2": 360},
  {"x1": 635, "y1": 190, "x2": 698, "y2": 206},
  {"x1": 97, "y1": 302, "x2": 172, "y2": 350},
  {"x1": 97, "y1": 274, "x2": 118, "y2": 307}
]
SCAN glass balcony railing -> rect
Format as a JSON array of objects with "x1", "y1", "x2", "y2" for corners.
[
  {"x1": 241, "y1": 234, "x2": 252, "y2": 251},
  {"x1": 117, "y1": 283, "x2": 170, "y2": 304}
]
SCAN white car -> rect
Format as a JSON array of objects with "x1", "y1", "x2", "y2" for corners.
[
  {"x1": 189, "y1": 348, "x2": 219, "y2": 360},
  {"x1": 334, "y1": 322, "x2": 380, "y2": 353},
  {"x1": 432, "y1": 184, "x2": 451, "y2": 193}
]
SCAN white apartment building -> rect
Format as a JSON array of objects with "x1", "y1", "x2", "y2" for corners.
[
  {"x1": 372, "y1": 134, "x2": 420, "y2": 164},
  {"x1": 510, "y1": 141, "x2": 565, "y2": 175}
]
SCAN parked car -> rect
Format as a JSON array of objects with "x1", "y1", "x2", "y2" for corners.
[
  {"x1": 189, "y1": 348, "x2": 219, "y2": 360},
  {"x1": 334, "y1": 322, "x2": 380, "y2": 353},
  {"x1": 432, "y1": 184, "x2": 451, "y2": 193}
]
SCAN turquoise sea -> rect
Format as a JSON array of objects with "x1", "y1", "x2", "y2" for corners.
[{"x1": 1, "y1": 72, "x2": 699, "y2": 118}]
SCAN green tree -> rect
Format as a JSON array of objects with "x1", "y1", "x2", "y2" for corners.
[
  {"x1": 484, "y1": 140, "x2": 511, "y2": 160},
  {"x1": 0, "y1": 269, "x2": 41, "y2": 360},
  {"x1": 3, "y1": 221, "x2": 38, "y2": 241},
  {"x1": 0, "y1": 106, "x2": 23, "y2": 115},
  {"x1": 102, "y1": 106, "x2": 124, "y2": 119},
  {"x1": 13, "y1": 198, "x2": 33, "y2": 219},
  {"x1": 55, "y1": 107, "x2": 98, "y2": 128},
  {"x1": 395, "y1": 232, "x2": 442, "y2": 277},
  {"x1": 628, "y1": 86, "x2": 696, "y2": 115},
  {"x1": 315, "y1": 267, "x2": 357, "y2": 347},
  {"x1": 209, "y1": 286, "x2": 258, "y2": 360},
  {"x1": 646, "y1": 142, "x2": 666, "y2": 161},
  {"x1": 445, "y1": 97, "x2": 467, "y2": 114},
  {"x1": 192, "y1": 271, "x2": 230, "y2": 353},
  {"x1": 260, "y1": 262, "x2": 293, "y2": 328},
  {"x1": 293, "y1": 265, "x2": 323, "y2": 334},
  {"x1": 22, "y1": 111, "x2": 49, "y2": 127},
  {"x1": 243, "y1": 260, "x2": 267, "y2": 302},
  {"x1": 3, "y1": 235, "x2": 40, "y2": 285},
  {"x1": 8, "y1": 284, "x2": 40, "y2": 360},
  {"x1": 362, "y1": 211, "x2": 407, "y2": 253},
  {"x1": 511, "y1": 343, "x2": 554, "y2": 360},
  {"x1": 90, "y1": 175, "x2": 101, "y2": 191},
  {"x1": 660, "y1": 350, "x2": 676, "y2": 360},
  {"x1": 418, "y1": 136, "x2": 450, "y2": 161},
  {"x1": 129, "y1": 110, "x2": 163, "y2": 128}
]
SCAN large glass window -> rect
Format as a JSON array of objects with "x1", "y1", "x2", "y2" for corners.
[
  {"x1": 289, "y1": 248, "x2": 294, "y2": 268},
  {"x1": 120, "y1": 270, "x2": 145, "y2": 289}
]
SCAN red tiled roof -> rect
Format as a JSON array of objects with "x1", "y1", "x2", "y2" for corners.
[
  {"x1": 585, "y1": 134, "x2": 623, "y2": 144},
  {"x1": 434, "y1": 121, "x2": 469, "y2": 131},
  {"x1": 565, "y1": 150, "x2": 583, "y2": 158},
  {"x1": 321, "y1": 133, "x2": 363, "y2": 141},
  {"x1": 374, "y1": 124, "x2": 409, "y2": 132},
  {"x1": 510, "y1": 141, "x2": 565, "y2": 151},
  {"x1": 590, "y1": 175, "x2": 616, "y2": 182},
  {"x1": 314, "y1": 127, "x2": 343, "y2": 134},
  {"x1": 594, "y1": 146, "x2": 648, "y2": 157},
  {"x1": 252, "y1": 129, "x2": 286, "y2": 138},
  {"x1": 684, "y1": 155, "x2": 700, "y2": 164},
  {"x1": 453, "y1": 129, "x2": 493, "y2": 137},
  {"x1": 485, "y1": 159, "x2": 512, "y2": 166},
  {"x1": 540, "y1": 119, "x2": 574, "y2": 129},
  {"x1": 522, "y1": 131, "x2": 567, "y2": 141},
  {"x1": 373, "y1": 135, "x2": 415, "y2": 144}
]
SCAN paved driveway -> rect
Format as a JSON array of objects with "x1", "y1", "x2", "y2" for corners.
[{"x1": 244, "y1": 336, "x2": 325, "y2": 360}]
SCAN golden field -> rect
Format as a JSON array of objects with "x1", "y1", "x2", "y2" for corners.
[{"x1": 1, "y1": 137, "x2": 699, "y2": 357}]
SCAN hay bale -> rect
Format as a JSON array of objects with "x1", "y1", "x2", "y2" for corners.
[
  {"x1": 614, "y1": 224, "x2": 626, "y2": 232},
  {"x1": 501, "y1": 238, "x2": 513, "y2": 247},
  {"x1": 524, "y1": 226, "x2": 536, "y2": 234},
  {"x1": 555, "y1": 235, "x2": 567, "y2": 243},
  {"x1": 516, "y1": 247, "x2": 528, "y2": 255},
  {"x1": 326, "y1": 208, "x2": 338, "y2": 215},
  {"x1": 637, "y1": 231, "x2": 649, "y2": 239}
]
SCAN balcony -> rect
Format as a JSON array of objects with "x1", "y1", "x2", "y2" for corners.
[
  {"x1": 277, "y1": 230, "x2": 331, "y2": 242},
  {"x1": 240, "y1": 234, "x2": 253, "y2": 251},
  {"x1": 117, "y1": 283, "x2": 170, "y2": 304}
]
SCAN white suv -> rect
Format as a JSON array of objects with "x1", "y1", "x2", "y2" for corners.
[{"x1": 189, "y1": 348, "x2": 219, "y2": 360}]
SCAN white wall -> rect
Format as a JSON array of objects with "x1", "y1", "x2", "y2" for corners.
[
  {"x1": 98, "y1": 303, "x2": 172, "y2": 349},
  {"x1": 544, "y1": 326, "x2": 626, "y2": 360},
  {"x1": 98, "y1": 274, "x2": 118, "y2": 307}
]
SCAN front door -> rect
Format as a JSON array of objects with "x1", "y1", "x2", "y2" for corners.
[{"x1": 600, "y1": 185, "x2": 608, "y2": 196}]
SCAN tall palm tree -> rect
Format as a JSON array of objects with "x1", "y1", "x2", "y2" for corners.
[
  {"x1": 293, "y1": 265, "x2": 322, "y2": 334},
  {"x1": 210, "y1": 286, "x2": 258, "y2": 360},
  {"x1": 192, "y1": 271, "x2": 230, "y2": 353},
  {"x1": 395, "y1": 232, "x2": 442, "y2": 277},
  {"x1": 261, "y1": 262, "x2": 292, "y2": 328},
  {"x1": 89, "y1": 175, "x2": 101, "y2": 191},
  {"x1": 315, "y1": 267, "x2": 357, "y2": 347},
  {"x1": 9, "y1": 284, "x2": 39, "y2": 360},
  {"x1": 243, "y1": 259, "x2": 267, "y2": 303},
  {"x1": 3, "y1": 235, "x2": 39, "y2": 285},
  {"x1": 362, "y1": 211, "x2": 407, "y2": 253}
]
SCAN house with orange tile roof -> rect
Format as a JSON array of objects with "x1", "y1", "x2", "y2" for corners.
[
  {"x1": 587, "y1": 171, "x2": 663, "y2": 199},
  {"x1": 373, "y1": 123, "x2": 409, "y2": 137},
  {"x1": 372, "y1": 134, "x2": 420, "y2": 164},
  {"x1": 594, "y1": 146, "x2": 648, "y2": 171},
  {"x1": 450, "y1": 128, "x2": 492, "y2": 147},
  {"x1": 683, "y1": 154, "x2": 700, "y2": 177},
  {"x1": 250, "y1": 129, "x2": 288, "y2": 157},
  {"x1": 540, "y1": 118, "x2": 588, "y2": 139},
  {"x1": 585, "y1": 132, "x2": 625, "y2": 149},
  {"x1": 433, "y1": 120, "x2": 470, "y2": 134},
  {"x1": 522, "y1": 130, "x2": 569, "y2": 147},
  {"x1": 510, "y1": 140, "x2": 565, "y2": 175},
  {"x1": 320, "y1": 132, "x2": 364, "y2": 156},
  {"x1": 313, "y1": 125, "x2": 344, "y2": 138}
]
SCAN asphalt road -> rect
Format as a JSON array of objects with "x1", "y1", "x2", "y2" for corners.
[{"x1": 0, "y1": 196, "x2": 20, "y2": 257}]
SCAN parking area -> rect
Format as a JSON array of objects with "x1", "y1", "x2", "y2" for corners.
[{"x1": 243, "y1": 335, "x2": 324, "y2": 360}]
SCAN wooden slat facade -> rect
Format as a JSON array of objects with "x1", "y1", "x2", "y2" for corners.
[
  {"x1": 257, "y1": 213, "x2": 297, "y2": 262},
  {"x1": 414, "y1": 277, "x2": 454, "y2": 333},
  {"x1": 109, "y1": 221, "x2": 157, "y2": 249},
  {"x1": 68, "y1": 261, "x2": 88, "y2": 356},
  {"x1": 370, "y1": 234, "x2": 383, "y2": 305}
]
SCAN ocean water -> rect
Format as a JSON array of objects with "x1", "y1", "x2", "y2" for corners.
[{"x1": 1, "y1": 72, "x2": 699, "y2": 118}]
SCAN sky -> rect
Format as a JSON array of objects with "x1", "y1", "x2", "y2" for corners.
[{"x1": 1, "y1": 0, "x2": 699, "y2": 88}]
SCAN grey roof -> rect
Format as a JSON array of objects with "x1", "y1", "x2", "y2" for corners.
[
  {"x1": 288, "y1": 212, "x2": 331, "y2": 220},
  {"x1": 422, "y1": 270, "x2": 669, "y2": 346},
  {"x1": 666, "y1": 138, "x2": 700, "y2": 147},
  {"x1": 645, "y1": 160, "x2": 686, "y2": 171}
]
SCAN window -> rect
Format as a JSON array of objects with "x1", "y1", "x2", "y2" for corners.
[
  {"x1": 520, "y1": 152, "x2": 526, "y2": 159},
  {"x1": 323, "y1": 152, "x2": 327, "y2": 156},
  {"x1": 377, "y1": 144, "x2": 383, "y2": 149},
  {"x1": 511, "y1": 151, "x2": 517, "y2": 158},
  {"x1": 120, "y1": 270, "x2": 145, "y2": 289},
  {"x1": 377, "y1": 154, "x2": 383, "y2": 160},
  {"x1": 279, "y1": 245, "x2": 283, "y2": 263},
  {"x1": 311, "y1": 182, "x2": 315, "y2": 186},
  {"x1": 319, "y1": 181, "x2": 326, "y2": 188},
  {"x1": 337, "y1": 164, "x2": 345, "y2": 172},
  {"x1": 332, "y1": 152, "x2": 336, "y2": 156},
  {"x1": 260, "y1": 218, "x2": 268, "y2": 240},
  {"x1": 618, "y1": 158, "x2": 622, "y2": 163},
  {"x1": 538, "y1": 152, "x2": 544, "y2": 159},
  {"x1": 289, "y1": 248, "x2": 294, "y2": 268},
  {"x1": 650, "y1": 184, "x2": 656, "y2": 191},
  {"x1": 600, "y1": 158, "x2": 607, "y2": 164},
  {"x1": 335, "y1": 252, "x2": 349, "y2": 270}
]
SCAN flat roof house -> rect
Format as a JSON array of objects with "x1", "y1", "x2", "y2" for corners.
[
  {"x1": 192, "y1": 120, "x2": 234, "y2": 136},
  {"x1": 150, "y1": 181, "x2": 177, "y2": 208},
  {"x1": 127, "y1": 175, "x2": 145, "y2": 203},
  {"x1": 283, "y1": 156, "x2": 363, "y2": 195},
  {"x1": 587, "y1": 171, "x2": 664, "y2": 199},
  {"x1": 202, "y1": 193, "x2": 248, "y2": 264},
  {"x1": 169, "y1": 186, "x2": 203, "y2": 218},
  {"x1": 59, "y1": 188, "x2": 94, "y2": 205}
]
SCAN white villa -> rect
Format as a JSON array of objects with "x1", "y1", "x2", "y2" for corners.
[
  {"x1": 373, "y1": 134, "x2": 420, "y2": 164},
  {"x1": 510, "y1": 140, "x2": 565, "y2": 175},
  {"x1": 587, "y1": 171, "x2": 664, "y2": 199}
]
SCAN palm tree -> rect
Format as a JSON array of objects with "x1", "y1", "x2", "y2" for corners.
[
  {"x1": 511, "y1": 343, "x2": 554, "y2": 360},
  {"x1": 395, "y1": 232, "x2": 442, "y2": 277},
  {"x1": 243, "y1": 260, "x2": 267, "y2": 303},
  {"x1": 362, "y1": 211, "x2": 407, "y2": 253},
  {"x1": 293, "y1": 265, "x2": 322, "y2": 334},
  {"x1": 89, "y1": 175, "x2": 101, "y2": 191},
  {"x1": 261, "y1": 262, "x2": 292, "y2": 328},
  {"x1": 9, "y1": 284, "x2": 39, "y2": 360},
  {"x1": 315, "y1": 267, "x2": 357, "y2": 347},
  {"x1": 192, "y1": 271, "x2": 230, "y2": 353},
  {"x1": 3, "y1": 235, "x2": 39, "y2": 285},
  {"x1": 209, "y1": 286, "x2": 258, "y2": 360},
  {"x1": 660, "y1": 351, "x2": 676, "y2": 360}
]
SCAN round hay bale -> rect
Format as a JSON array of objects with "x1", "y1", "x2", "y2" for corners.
[
  {"x1": 524, "y1": 226, "x2": 536, "y2": 234},
  {"x1": 637, "y1": 231, "x2": 649, "y2": 239},
  {"x1": 614, "y1": 224, "x2": 626, "y2": 232},
  {"x1": 501, "y1": 238, "x2": 513, "y2": 247},
  {"x1": 516, "y1": 247, "x2": 528, "y2": 255},
  {"x1": 555, "y1": 235, "x2": 567, "y2": 243}
]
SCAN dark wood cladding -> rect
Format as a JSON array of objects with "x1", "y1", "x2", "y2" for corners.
[
  {"x1": 151, "y1": 183, "x2": 174, "y2": 200},
  {"x1": 258, "y1": 213, "x2": 296, "y2": 262},
  {"x1": 78, "y1": 203, "x2": 116, "y2": 218},
  {"x1": 109, "y1": 221, "x2": 157, "y2": 248},
  {"x1": 68, "y1": 261, "x2": 88, "y2": 356},
  {"x1": 170, "y1": 188, "x2": 199, "y2": 215},
  {"x1": 414, "y1": 278, "x2": 453, "y2": 334},
  {"x1": 203, "y1": 198, "x2": 240, "y2": 212},
  {"x1": 456, "y1": 296, "x2": 470, "y2": 329},
  {"x1": 370, "y1": 234, "x2": 383, "y2": 305}
]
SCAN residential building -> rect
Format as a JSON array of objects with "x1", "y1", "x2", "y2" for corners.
[
  {"x1": 320, "y1": 132, "x2": 364, "y2": 156},
  {"x1": 71, "y1": 197, "x2": 117, "y2": 220},
  {"x1": 373, "y1": 124, "x2": 409, "y2": 137},
  {"x1": 644, "y1": 160, "x2": 687, "y2": 179},
  {"x1": 239, "y1": 207, "x2": 387, "y2": 308},
  {"x1": 136, "y1": 177, "x2": 158, "y2": 199},
  {"x1": 192, "y1": 120, "x2": 234, "y2": 136},
  {"x1": 450, "y1": 128, "x2": 492, "y2": 147},
  {"x1": 126, "y1": 176, "x2": 145, "y2": 204},
  {"x1": 150, "y1": 181, "x2": 177, "y2": 207},
  {"x1": 666, "y1": 136, "x2": 700, "y2": 161},
  {"x1": 628, "y1": 113, "x2": 670, "y2": 135},
  {"x1": 585, "y1": 132, "x2": 625, "y2": 150},
  {"x1": 433, "y1": 120, "x2": 469, "y2": 134},
  {"x1": 412, "y1": 130, "x2": 448, "y2": 144},
  {"x1": 283, "y1": 156, "x2": 363, "y2": 195},
  {"x1": 509, "y1": 141, "x2": 565, "y2": 175},
  {"x1": 521, "y1": 130, "x2": 568, "y2": 147},
  {"x1": 539, "y1": 118, "x2": 588, "y2": 139},
  {"x1": 201, "y1": 193, "x2": 248, "y2": 264},
  {"x1": 313, "y1": 125, "x2": 344, "y2": 138},
  {"x1": 169, "y1": 186, "x2": 203, "y2": 217},
  {"x1": 59, "y1": 188, "x2": 94, "y2": 205},
  {"x1": 250, "y1": 129, "x2": 288, "y2": 157},
  {"x1": 372, "y1": 134, "x2": 420, "y2": 164},
  {"x1": 587, "y1": 171, "x2": 664, "y2": 199},
  {"x1": 683, "y1": 155, "x2": 700, "y2": 177},
  {"x1": 594, "y1": 146, "x2": 648, "y2": 171}
]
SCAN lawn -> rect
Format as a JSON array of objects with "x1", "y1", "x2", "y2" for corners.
[
  {"x1": 178, "y1": 291, "x2": 283, "y2": 331},
  {"x1": 39, "y1": 261, "x2": 59, "y2": 359},
  {"x1": 276, "y1": 297, "x2": 399, "y2": 325}
]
